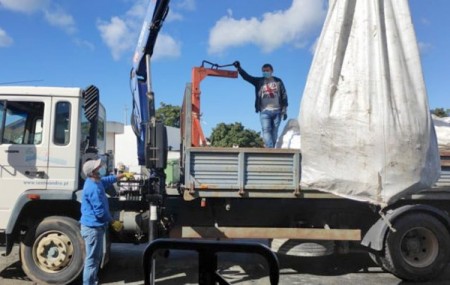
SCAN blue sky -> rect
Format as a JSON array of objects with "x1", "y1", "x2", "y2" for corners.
[{"x1": 0, "y1": 0, "x2": 449, "y2": 136}]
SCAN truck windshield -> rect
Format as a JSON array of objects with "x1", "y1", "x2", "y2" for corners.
[{"x1": 0, "y1": 101, "x2": 44, "y2": 145}]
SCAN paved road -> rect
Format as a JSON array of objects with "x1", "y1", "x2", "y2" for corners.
[{"x1": 2, "y1": 243, "x2": 450, "y2": 284}]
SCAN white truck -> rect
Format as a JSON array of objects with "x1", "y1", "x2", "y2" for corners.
[{"x1": 0, "y1": 85, "x2": 114, "y2": 283}]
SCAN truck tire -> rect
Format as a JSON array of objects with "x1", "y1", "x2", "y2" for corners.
[
  {"x1": 20, "y1": 216, "x2": 85, "y2": 285},
  {"x1": 379, "y1": 213, "x2": 450, "y2": 282}
]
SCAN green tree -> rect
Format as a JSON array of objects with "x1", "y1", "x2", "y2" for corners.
[
  {"x1": 209, "y1": 122, "x2": 264, "y2": 147},
  {"x1": 431, "y1": 108, "x2": 450, "y2": 118},
  {"x1": 156, "y1": 102, "x2": 181, "y2": 127}
]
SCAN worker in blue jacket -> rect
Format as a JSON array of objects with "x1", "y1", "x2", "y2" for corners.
[
  {"x1": 233, "y1": 60, "x2": 288, "y2": 148},
  {"x1": 80, "y1": 158, "x2": 128, "y2": 285}
]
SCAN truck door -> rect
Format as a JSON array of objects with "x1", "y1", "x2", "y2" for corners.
[
  {"x1": 0, "y1": 97, "x2": 51, "y2": 229},
  {"x1": 46, "y1": 98, "x2": 80, "y2": 191}
]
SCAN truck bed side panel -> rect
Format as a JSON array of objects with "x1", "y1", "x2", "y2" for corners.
[{"x1": 184, "y1": 147, "x2": 301, "y2": 198}]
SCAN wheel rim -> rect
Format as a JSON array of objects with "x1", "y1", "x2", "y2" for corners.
[
  {"x1": 33, "y1": 231, "x2": 74, "y2": 273},
  {"x1": 400, "y1": 227, "x2": 439, "y2": 268}
]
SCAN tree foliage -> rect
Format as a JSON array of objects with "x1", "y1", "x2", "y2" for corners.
[
  {"x1": 210, "y1": 122, "x2": 264, "y2": 147},
  {"x1": 431, "y1": 108, "x2": 450, "y2": 118},
  {"x1": 156, "y1": 102, "x2": 181, "y2": 127}
]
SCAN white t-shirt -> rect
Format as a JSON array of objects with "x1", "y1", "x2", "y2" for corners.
[{"x1": 259, "y1": 78, "x2": 281, "y2": 111}]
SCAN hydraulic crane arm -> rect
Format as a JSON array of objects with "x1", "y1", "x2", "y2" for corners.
[
  {"x1": 183, "y1": 61, "x2": 238, "y2": 147},
  {"x1": 130, "y1": 0, "x2": 170, "y2": 165}
]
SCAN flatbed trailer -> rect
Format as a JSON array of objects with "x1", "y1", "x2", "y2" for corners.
[
  {"x1": 128, "y1": 1, "x2": 450, "y2": 282},
  {"x1": 147, "y1": 75, "x2": 450, "y2": 282},
  {"x1": 162, "y1": 137, "x2": 450, "y2": 281}
]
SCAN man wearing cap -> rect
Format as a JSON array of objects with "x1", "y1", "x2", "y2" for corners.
[{"x1": 80, "y1": 158, "x2": 127, "y2": 285}]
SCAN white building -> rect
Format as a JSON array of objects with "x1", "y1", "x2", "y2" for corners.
[
  {"x1": 106, "y1": 121, "x2": 124, "y2": 154},
  {"x1": 107, "y1": 122, "x2": 180, "y2": 173}
]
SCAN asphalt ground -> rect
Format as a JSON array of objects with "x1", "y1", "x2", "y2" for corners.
[{"x1": 2, "y1": 243, "x2": 450, "y2": 284}]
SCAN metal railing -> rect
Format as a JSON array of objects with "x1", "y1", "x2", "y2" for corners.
[{"x1": 142, "y1": 238, "x2": 279, "y2": 285}]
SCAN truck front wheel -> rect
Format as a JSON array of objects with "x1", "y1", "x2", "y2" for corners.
[
  {"x1": 20, "y1": 216, "x2": 85, "y2": 285},
  {"x1": 380, "y1": 213, "x2": 450, "y2": 282}
]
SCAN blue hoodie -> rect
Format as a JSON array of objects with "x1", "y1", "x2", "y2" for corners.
[{"x1": 80, "y1": 175, "x2": 117, "y2": 227}]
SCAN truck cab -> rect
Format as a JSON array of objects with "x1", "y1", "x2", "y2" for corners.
[{"x1": 0, "y1": 85, "x2": 107, "y2": 284}]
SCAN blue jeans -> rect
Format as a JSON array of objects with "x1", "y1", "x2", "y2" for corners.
[
  {"x1": 259, "y1": 109, "x2": 281, "y2": 148},
  {"x1": 81, "y1": 225, "x2": 105, "y2": 285}
]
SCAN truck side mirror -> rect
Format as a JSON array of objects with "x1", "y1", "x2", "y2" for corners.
[
  {"x1": 82, "y1": 85, "x2": 100, "y2": 151},
  {"x1": 83, "y1": 85, "x2": 99, "y2": 121}
]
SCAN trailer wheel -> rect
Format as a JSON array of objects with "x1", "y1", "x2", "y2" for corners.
[
  {"x1": 380, "y1": 213, "x2": 450, "y2": 282},
  {"x1": 20, "y1": 216, "x2": 85, "y2": 285}
]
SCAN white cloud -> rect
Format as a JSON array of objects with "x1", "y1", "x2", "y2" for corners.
[
  {"x1": 208, "y1": 0, "x2": 326, "y2": 54},
  {"x1": 0, "y1": 0, "x2": 48, "y2": 14},
  {"x1": 125, "y1": 0, "x2": 147, "y2": 19},
  {"x1": 166, "y1": 0, "x2": 195, "y2": 22},
  {"x1": 98, "y1": 1, "x2": 181, "y2": 61},
  {"x1": 153, "y1": 33, "x2": 181, "y2": 59},
  {"x1": 43, "y1": 6, "x2": 76, "y2": 34},
  {"x1": 0, "y1": 0, "x2": 77, "y2": 36},
  {"x1": 418, "y1": 41, "x2": 432, "y2": 55},
  {"x1": 73, "y1": 38, "x2": 95, "y2": 51},
  {"x1": 176, "y1": 0, "x2": 196, "y2": 11},
  {"x1": 420, "y1": 17, "x2": 430, "y2": 26},
  {"x1": 0, "y1": 27, "x2": 13, "y2": 47},
  {"x1": 167, "y1": 10, "x2": 183, "y2": 22},
  {"x1": 309, "y1": 37, "x2": 319, "y2": 55},
  {"x1": 98, "y1": 17, "x2": 134, "y2": 61}
]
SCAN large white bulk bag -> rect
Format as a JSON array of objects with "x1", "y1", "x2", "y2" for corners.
[
  {"x1": 276, "y1": 119, "x2": 301, "y2": 149},
  {"x1": 432, "y1": 115, "x2": 450, "y2": 148},
  {"x1": 299, "y1": 0, "x2": 440, "y2": 206}
]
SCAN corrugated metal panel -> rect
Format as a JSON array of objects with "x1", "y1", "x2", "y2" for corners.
[
  {"x1": 187, "y1": 149, "x2": 301, "y2": 196},
  {"x1": 435, "y1": 169, "x2": 450, "y2": 187},
  {"x1": 245, "y1": 153, "x2": 294, "y2": 186},
  {"x1": 191, "y1": 153, "x2": 238, "y2": 185}
]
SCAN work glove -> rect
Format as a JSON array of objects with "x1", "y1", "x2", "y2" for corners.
[
  {"x1": 123, "y1": 172, "x2": 135, "y2": 180},
  {"x1": 111, "y1": 220, "x2": 123, "y2": 232},
  {"x1": 233, "y1": 61, "x2": 240, "y2": 68}
]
